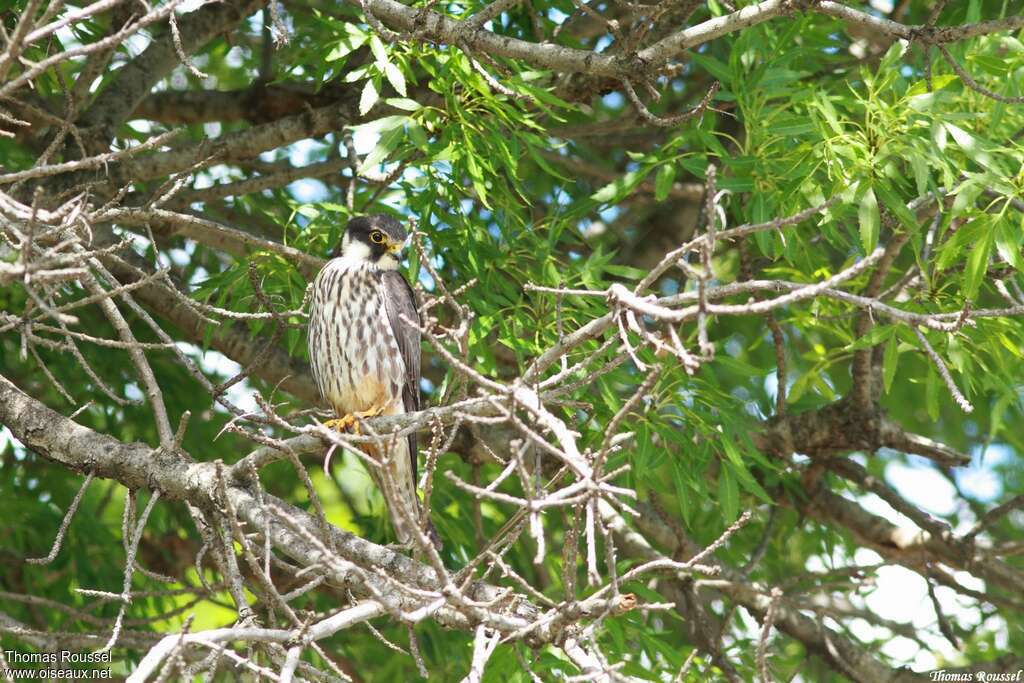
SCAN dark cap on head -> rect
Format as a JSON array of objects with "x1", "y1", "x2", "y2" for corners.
[
  {"x1": 346, "y1": 214, "x2": 407, "y2": 242},
  {"x1": 332, "y1": 214, "x2": 408, "y2": 260}
]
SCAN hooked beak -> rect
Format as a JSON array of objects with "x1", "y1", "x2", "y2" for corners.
[{"x1": 386, "y1": 241, "x2": 403, "y2": 256}]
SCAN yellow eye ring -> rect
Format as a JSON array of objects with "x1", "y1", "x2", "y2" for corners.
[{"x1": 370, "y1": 231, "x2": 385, "y2": 244}]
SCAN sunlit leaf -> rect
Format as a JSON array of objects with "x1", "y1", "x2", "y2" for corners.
[
  {"x1": 858, "y1": 185, "x2": 880, "y2": 253},
  {"x1": 360, "y1": 79, "x2": 379, "y2": 115},
  {"x1": 655, "y1": 164, "x2": 676, "y2": 202}
]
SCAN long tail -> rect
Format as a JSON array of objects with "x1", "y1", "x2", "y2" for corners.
[{"x1": 367, "y1": 439, "x2": 440, "y2": 549}]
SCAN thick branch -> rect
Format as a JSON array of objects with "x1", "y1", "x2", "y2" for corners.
[
  {"x1": 78, "y1": 0, "x2": 264, "y2": 143},
  {"x1": 355, "y1": 0, "x2": 1023, "y2": 82},
  {"x1": 0, "y1": 373, "x2": 564, "y2": 645},
  {"x1": 130, "y1": 83, "x2": 358, "y2": 125},
  {"x1": 104, "y1": 208, "x2": 324, "y2": 278},
  {"x1": 108, "y1": 95, "x2": 361, "y2": 188}
]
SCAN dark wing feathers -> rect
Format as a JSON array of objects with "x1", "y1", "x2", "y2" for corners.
[{"x1": 380, "y1": 270, "x2": 421, "y2": 485}]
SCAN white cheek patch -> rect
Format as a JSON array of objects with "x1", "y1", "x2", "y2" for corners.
[
  {"x1": 377, "y1": 254, "x2": 400, "y2": 271},
  {"x1": 342, "y1": 240, "x2": 372, "y2": 262}
]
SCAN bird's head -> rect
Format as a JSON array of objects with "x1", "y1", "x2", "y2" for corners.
[{"x1": 336, "y1": 214, "x2": 408, "y2": 271}]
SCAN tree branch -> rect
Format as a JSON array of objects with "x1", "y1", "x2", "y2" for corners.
[
  {"x1": 0, "y1": 373, "x2": 579, "y2": 647},
  {"x1": 77, "y1": 0, "x2": 265, "y2": 145}
]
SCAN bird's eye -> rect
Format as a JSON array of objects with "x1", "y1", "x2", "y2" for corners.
[{"x1": 370, "y1": 231, "x2": 385, "y2": 244}]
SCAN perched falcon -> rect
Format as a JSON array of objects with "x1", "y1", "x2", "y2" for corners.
[{"x1": 307, "y1": 214, "x2": 432, "y2": 547}]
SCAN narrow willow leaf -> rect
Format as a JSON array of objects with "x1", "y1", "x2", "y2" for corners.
[
  {"x1": 728, "y1": 457, "x2": 773, "y2": 504},
  {"x1": 342, "y1": 64, "x2": 372, "y2": 83},
  {"x1": 604, "y1": 264, "x2": 647, "y2": 280},
  {"x1": 878, "y1": 39, "x2": 908, "y2": 72},
  {"x1": 996, "y1": 218, "x2": 1024, "y2": 272},
  {"x1": 368, "y1": 34, "x2": 389, "y2": 69},
  {"x1": 358, "y1": 125, "x2": 403, "y2": 172},
  {"x1": 348, "y1": 114, "x2": 409, "y2": 135},
  {"x1": 937, "y1": 216, "x2": 987, "y2": 271},
  {"x1": 874, "y1": 181, "x2": 916, "y2": 233},
  {"x1": 846, "y1": 325, "x2": 895, "y2": 351},
  {"x1": 963, "y1": 225, "x2": 995, "y2": 299},
  {"x1": 859, "y1": 186, "x2": 879, "y2": 253},
  {"x1": 814, "y1": 95, "x2": 843, "y2": 135},
  {"x1": 945, "y1": 123, "x2": 1006, "y2": 175},
  {"x1": 909, "y1": 152, "x2": 930, "y2": 197},
  {"x1": 384, "y1": 62, "x2": 406, "y2": 96},
  {"x1": 907, "y1": 73, "x2": 958, "y2": 96},
  {"x1": 385, "y1": 97, "x2": 421, "y2": 111},
  {"x1": 465, "y1": 150, "x2": 490, "y2": 208},
  {"x1": 326, "y1": 25, "x2": 367, "y2": 61},
  {"x1": 591, "y1": 169, "x2": 648, "y2": 203},
  {"x1": 883, "y1": 336, "x2": 898, "y2": 394},
  {"x1": 718, "y1": 462, "x2": 739, "y2": 523},
  {"x1": 671, "y1": 459, "x2": 690, "y2": 524},
  {"x1": 359, "y1": 79, "x2": 379, "y2": 115},
  {"x1": 654, "y1": 164, "x2": 676, "y2": 202}
]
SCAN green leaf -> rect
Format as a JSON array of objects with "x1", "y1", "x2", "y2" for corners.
[
  {"x1": 995, "y1": 217, "x2": 1024, "y2": 272},
  {"x1": 342, "y1": 64, "x2": 372, "y2": 83},
  {"x1": 671, "y1": 459, "x2": 691, "y2": 525},
  {"x1": 591, "y1": 169, "x2": 649, "y2": 204},
  {"x1": 945, "y1": 123, "x2": 1006, "y2": 175},
  {"x1": 349, "y1": 114, "x2": 409, "y2": 136},
  {"x1": 883, "y1": 335, "x2": 898, "y2": 395},
  {"x1": 604, "y1": 264, "x2": 647, "y2": 280},
  {"x1": 654, "y1": 164, "x2": 676, "y2": 202},
  {"x1": 465, "y1": 148, "x2": 490, "y2": 208},
  {"x1": 845, "y1": 325, "x2": 896, "y2": 351},
  {"x1": 407, "y1": 121, "x2": 428, "y2": 150},
  {"x1": 813, "y1": 95, "x2": 843, "y2": 135},
  {"x1": 909, "y1": 152, "x2": 930, "y2": 197},
  {"x1": 963, "y1": 223, "x2": 994, "y2": 299},
  {"x1": 767, "y1": 117, "x2": 816, "y2": 137},
  {"x1": 874, "y1": 181, "x2": 917, "y2": 233},
  {"x1": 721, "y1": 437, "x2": 745, "y2": 468},
  {"x1": 967, "y1": 0, "x2": 980, "y2": 22},
  {"x1": 368, "y1": 35, "x2": 389, "y2": 69},
  {"x1": 949, "y1": 178, "x2": 982, "y2": 217},
  {"x1": 722, "y1": 447, "x2": 772, "y2": 504},
  {"x1": 749, "y1": 193, "x2": 769, "y2": 223},
  {"x1": 936, "y1": 216, "x2": 988, "y2": 271},
  {"x1": 384, "y1": 97, "x2": 421, "y2": 111},
  {"x1": 718, "y1": 462, "x2": 739, "y2": 523},
  {"x1": 907, "y1": 73, "x2": 958, "y2": 96},
  {"x1": 359, "y1": 78, "x2": 379, "y2": 115},
  {"x1": 877, "y1": 39, "x2": 908, "y2": 72},
  {"x1": 326, "y1": 24, "x2": 367, "y2": 61},
  {"x1": 858, "y1": 186, "x2": 880, "y2": 253},
  {"x1": 689, "y1": 52, "x2": 733, "y2": 85},
  {"x1": 359, "y1": 125, "x2": 403, "y2": 171},
  {"x1": 383, "y1": 62, "x2": 407, "y2": 97}
]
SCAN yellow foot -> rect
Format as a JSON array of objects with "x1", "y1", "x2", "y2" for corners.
[
  {"x1": 321, "y1": 407, "x2": 388, "y2": 473},
  {"x1": 323, "y1": 405, "x2": 386, "y2": 434},
  {"x1": 323, "y1": 414, "x2": 359, "y2": 434}
]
